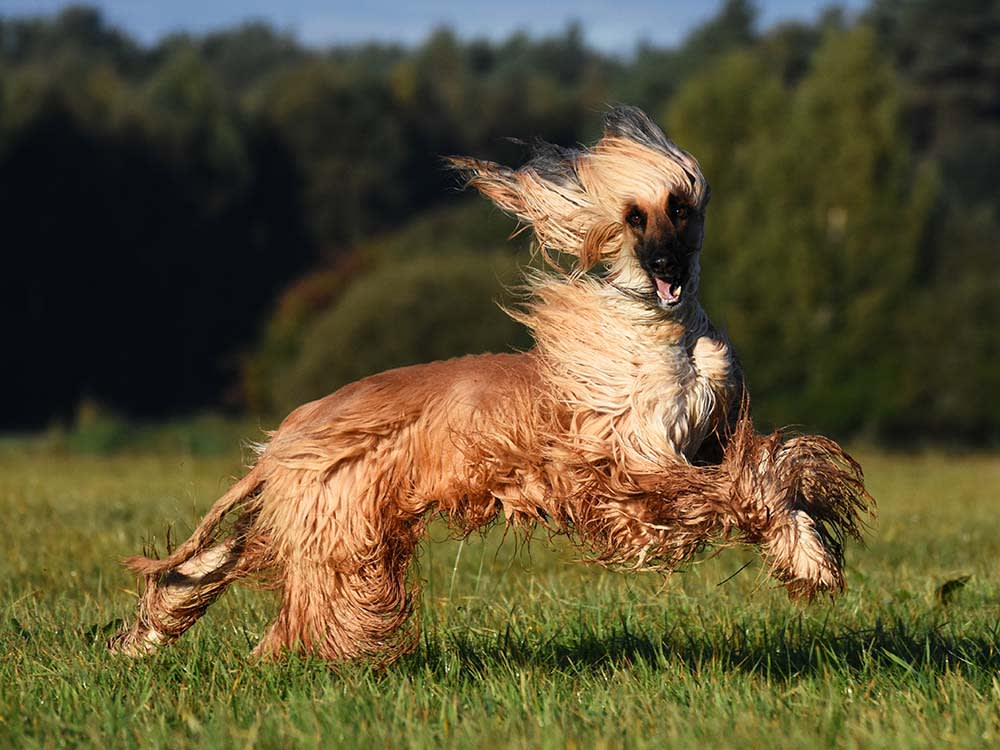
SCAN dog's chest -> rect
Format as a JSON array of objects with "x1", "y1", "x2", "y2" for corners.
[
  {"x1": 634, "y1": 333, "x2": 734, "y2": 460},
  {"x1": 526, "y1": 282, "x2": 735, "y2": 465}
]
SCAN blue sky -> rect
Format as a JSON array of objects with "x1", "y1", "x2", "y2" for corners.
[{"x1": 0, "y1": 1, "x2": 867, "y2": 54}]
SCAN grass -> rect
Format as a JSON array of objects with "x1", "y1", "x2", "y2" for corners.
[{"x1": 2, "y1": 440, "x2": 1000, "y2": 748}]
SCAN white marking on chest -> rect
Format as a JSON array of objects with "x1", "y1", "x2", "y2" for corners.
[{"x1": 648, "y1": 335, "x2": 732, "y2": 459}]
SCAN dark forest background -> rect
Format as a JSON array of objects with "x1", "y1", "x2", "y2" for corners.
[{"x1": 1, "y1": 1, "x2": 998, "y2": 444}]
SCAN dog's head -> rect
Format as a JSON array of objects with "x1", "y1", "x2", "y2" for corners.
[{"x1": 449, "y1": 105, "x2": 710, "y2": 313}]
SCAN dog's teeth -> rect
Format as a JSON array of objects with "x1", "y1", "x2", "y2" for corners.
[{"x1": 654, "y1": 278, "x2": 682, "y2": 304}]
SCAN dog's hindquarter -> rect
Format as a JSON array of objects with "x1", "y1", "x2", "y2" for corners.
[{"x1": 244, "y1": 352, "x2": 549, "y2": 659}]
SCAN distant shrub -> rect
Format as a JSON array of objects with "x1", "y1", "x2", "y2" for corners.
[
  {"x1": 272, "y1": 253, "x2": 531, "y2": 415},
  {"x1": 244, "y1": 199, "x2": 534, "y2": 415},
  {"x1": 361, "y1": 199, "x2": 528, "y2": 261},
  {"x1": 48, "y1": 401, "x2": 261, "y2": 456},
  {"x1": 240, "y1": 252, "x2": 369, "y2": 413},
  {"x1": 65, "y1": 399, "x2": 130, "y2": 454}
]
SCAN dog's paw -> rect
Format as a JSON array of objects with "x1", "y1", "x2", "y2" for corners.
[
  {"x1": 106, "y1": 626, "x2": 167, "y2": 656},
  {"x1": 766, "y1": 510, "x2": 845, "y2": 600}
]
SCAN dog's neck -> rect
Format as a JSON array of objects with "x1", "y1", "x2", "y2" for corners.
[{"x1": 516, "y1": 275, "x2": 737, "y2": 462}]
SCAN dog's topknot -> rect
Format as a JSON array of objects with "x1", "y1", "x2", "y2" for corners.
[
  {"x1": 602, "y1": 105, "x2": 707, "y2": 193},
  {"x1": 603, "y1": 104, "x2": 673, "y2": 148},
  {"x1": 448, "y1": 105, "x2": 709, "y2": 272}
]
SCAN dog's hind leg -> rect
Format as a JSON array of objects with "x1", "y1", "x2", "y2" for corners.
[
  {"x1": 248, "y1": 460, "x2": 425, "y2": 664},
  {"x1": 252, "y1": 544, "x2": 419, "y2": 664},
  {"x1": 109, "y1": 468, "x2": 267, "y2": 656},
  {"x1": 108, "y1": 536, "x2": 247, "y2": 655}
]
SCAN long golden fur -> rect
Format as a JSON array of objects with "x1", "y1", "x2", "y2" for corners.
[{"x1": 109, "y1": 106, "x2": 872, "y2": 664}]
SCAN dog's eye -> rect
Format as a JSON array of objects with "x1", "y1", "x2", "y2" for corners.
[
  {"x1": 625, "y1": 207, "x2": 646, "y2": 230},
  {"x1": 668, "y1": 202, "x2": 689, "y2": 223}
]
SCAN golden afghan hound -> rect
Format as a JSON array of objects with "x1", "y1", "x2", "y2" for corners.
[{"x1": 109, "y1": 106, "x2": 872, "y2": 664}]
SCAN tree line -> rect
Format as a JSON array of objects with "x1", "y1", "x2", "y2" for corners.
[{"x1": 1, "y1": 1, "x2": 997, "y2": 442}]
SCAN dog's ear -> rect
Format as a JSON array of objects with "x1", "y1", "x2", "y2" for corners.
[
  {"x1": 445, "y1": 156, "x2": 529, "y2": 217},
  {"x1": 448, "y1": 152, "x2": 610, "y2": 271},
  {"x1": 581, "y1": 221, "x2": 623, "y2": 271}
]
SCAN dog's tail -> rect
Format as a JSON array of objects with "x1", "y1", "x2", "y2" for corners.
[{"x1": 123, "y1": 464, "x2": 265, "y2": 577}]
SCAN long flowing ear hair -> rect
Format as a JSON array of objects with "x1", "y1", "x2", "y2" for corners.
[{"x1": 447, "y1": 105, "x2": 709, "y2": 274}]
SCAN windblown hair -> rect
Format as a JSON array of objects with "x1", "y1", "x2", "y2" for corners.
[
  {"x1": 449, "y1": 106, "x2": 708, "y2": 272},
  {"x1": 110, "y1": 106, "x2": 873, "y2": 665}
]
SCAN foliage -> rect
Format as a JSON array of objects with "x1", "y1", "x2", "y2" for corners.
[
  {"x1": 868, "y1": 0, "x2": 1000, "y2": 440},
  {"x1": 0, "y1": 37, "x2": 313, "y2": 427},
  {"x1": 253, "y1": 60, "x2": 410, "y2": 250},
  {"x1": 240, "y1": 254, "x2": 370, "y2": 415},
  {"x1": 0, "y1": 2, "x2": 997, "y2": 441},
  {"x1": 241, "y1": 200, "x2": 529, "y2": 414},
  {"x1": 668, "y1": 27, "x2": 937, "y2": 436},
  {"x1": 48, "y1": 403, "x2": 261, "y2": 456}
]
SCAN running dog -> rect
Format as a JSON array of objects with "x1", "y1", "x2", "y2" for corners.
[{"x1": 110, "y1": 106, "x2": 871, "y2": 664}]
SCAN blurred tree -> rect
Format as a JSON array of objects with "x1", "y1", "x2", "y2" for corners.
[
  {"x1": 0, "y1": 54, "x2": 312, "y2": 427},
  {"x1": 769, "y1": 27, "x2": 936, "y2": 435},
  {"x1": 241, "y1": 252, "x2": 369, "y2": 414},
  {"x1": 242, "y1": 200, "x2": 528, "y2": 413},
  {"x1": 255, "y1": 60, "x2": 407, "y2": 253},
  {"x1": 623, "y1": 0, "x2": 758, "y2": 110},
  {"x1": 870, "y1": 0, "x2": 1000, "y2": 205},
  {"x1": 669, "y1": 27, "x2": 936, "y2": 437},
  {"x1": 199, "y1": 22, "x2": 304, "y2": 92},
  {"x1": 0, "y1": 5, "x2": 148, "y2": 76},
  {"x1": 869, "y1": 0, "x2": 1000, "y2": 440},
  {"x1": 143, "y1": 46, "x2": 249, "y2": 180},
  {"x1": 755, "y1": 10, "x2": 845, "y2": 86},
  {"x1": 685, "y1": 0, "x2": 757, "y2": 52},
  {"x1": 896, "y1": 207, "x2": 1000, "y2": 439}
]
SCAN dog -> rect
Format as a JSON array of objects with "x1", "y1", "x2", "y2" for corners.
[{"x1": 109, "y1": 106, "x2": 872, "y2": 664}]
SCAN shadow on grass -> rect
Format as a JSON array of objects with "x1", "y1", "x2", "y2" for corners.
[{"x1": 408, "y1": 613, "x2": 1000, "y2": 681}]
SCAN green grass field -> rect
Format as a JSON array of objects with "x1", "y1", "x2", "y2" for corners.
[{"x1": 3, "y1": 440, "x2": 1000, "y2": 749}]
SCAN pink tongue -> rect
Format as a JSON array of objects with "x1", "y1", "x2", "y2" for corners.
[{"x1": 655, "y1": 278, "x2": 679, "y2": 302}]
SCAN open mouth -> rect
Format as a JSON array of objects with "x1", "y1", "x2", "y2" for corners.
[{"x1": 652, "y1": 276, "x2": 683, "y2": 307}]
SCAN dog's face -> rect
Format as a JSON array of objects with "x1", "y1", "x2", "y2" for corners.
[
  {"x1": 450, "y1": 105, "x2": 710, "y2": 315},
  {"x1": 620, "y1": 187, "x2": 707, "y2": 311}
]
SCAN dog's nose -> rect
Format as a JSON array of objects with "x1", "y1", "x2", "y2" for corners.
[
  {"x1": 651, "y1": 253, "x2": 684, "y2": 280},
  {"x1": 641, "y1": 240, "x2": 687, "y2": 280}
]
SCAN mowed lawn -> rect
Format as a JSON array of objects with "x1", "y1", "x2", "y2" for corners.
[{"x1": 2, "y1": 439, "x2": 1000, "y2": 749}]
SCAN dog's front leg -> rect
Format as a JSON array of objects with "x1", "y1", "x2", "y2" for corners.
[{"x1": 726, "y1": 433, "x2": 871, "y2": 598}]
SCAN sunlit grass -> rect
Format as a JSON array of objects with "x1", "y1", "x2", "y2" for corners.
[{"x1": 3, "y1": 443, "x2": 1000, "y2": 748}]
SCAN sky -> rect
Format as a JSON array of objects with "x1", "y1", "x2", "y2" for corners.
[{"x1": 0, "y1": 1, "x2": 867, "y2": 54}]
